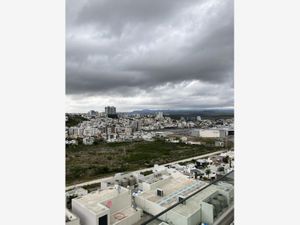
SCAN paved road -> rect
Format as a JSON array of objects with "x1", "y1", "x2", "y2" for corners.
[{"x1": 66, "y1": 149, "x2": 226, "y2": 191}]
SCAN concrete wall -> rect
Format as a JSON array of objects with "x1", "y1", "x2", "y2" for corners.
[
  {"x1": 66, "y1": 218, "x2": 80, "y2": 225},
  {"x1": 201, "y1": 202, "x2": 214, "y2": 225},
  {"x1": 187, "y1": 209, "x2": 201, "y2": 225},
  {"x1": 158, "y1": 208, "x2": 201, "y2": 225},
  {"x1": 72, "y1": 200, "x2": 110, "y2": 225},
  {"x1": 200, "y1": 130, "x2": 221, "y2": 138},
  {"x1": 160, "y1": 210, "x2": 188, "y2": 225},
  {"x1": 219, "y1": 130, "x2": 227, "y2": 138},
  {"x1": 136, "y1": 195, "x2": 201, "y2": 225},
  {"x1": 142, "y1": 176, "x2": 172, "y2": 191},
  {"x1": 66, "y1": 208, "x2": 81, "y2": 225},
  {"x1": 135, "y1": 197, "x2": 165, "y2": 216},
  {"x1": 72, "y1": 200, "x2": 94, "y2": 225},
  {"x1": 218, "y1": 189, "x2": 234, "y2": 206}
]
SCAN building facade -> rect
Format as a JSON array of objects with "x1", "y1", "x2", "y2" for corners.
[{"x1": 105, "y1": 106, "x2": 117, "y2": 115}]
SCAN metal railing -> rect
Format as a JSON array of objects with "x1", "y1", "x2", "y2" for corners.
[{"x1": 141, "y1": 170, "x2": 234, "y2": 225}]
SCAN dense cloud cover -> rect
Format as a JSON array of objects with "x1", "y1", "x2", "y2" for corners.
[{"x1": 66, "y1": 0, "x2": 233, "y2": 112}]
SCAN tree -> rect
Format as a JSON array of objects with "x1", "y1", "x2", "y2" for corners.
[
  {"x1": 205, "y1": 169, "x2": 211, "y2": 179},
  {"x1": 223, "y1": 156, "x2": 229, "y2": 163},
  {"x1": 218, "y1": 166, "x2": 225, "y2": 172}
]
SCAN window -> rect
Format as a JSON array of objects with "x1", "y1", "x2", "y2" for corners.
[{"x1": 98, "y1": 214, "x2": 108, "y2": 225}]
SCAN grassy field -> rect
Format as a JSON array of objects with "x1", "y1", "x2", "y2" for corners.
[{"x1": 66, "y1": 140, "x2": 223, "y2": 185}]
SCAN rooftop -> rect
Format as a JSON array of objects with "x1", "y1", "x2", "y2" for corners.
[
  {"x1": 74, "y1": 186, "x2": 127, "y2": 214},
  {"x1": 143, "y1": 174, "x2": 169, "y2": 184},
  {"x1": 111, "y1": 207, "x2": 140, "y2": 224},
  {"x1": 138, "y1": 172, "x2": 208, "y2": 208},
  {"x1": 171, "y1": 186, "x2": 219, "y2": 217}
]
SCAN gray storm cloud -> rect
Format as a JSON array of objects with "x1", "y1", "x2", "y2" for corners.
[{"x1": 66, "y1": 0, "x2": 233, "y2": 112}]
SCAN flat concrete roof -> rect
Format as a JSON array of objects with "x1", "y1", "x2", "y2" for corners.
[
  {"x1": 73, "y1": 187, "x2": 127, "y2": 215},
  {"x1": 171, "y1": 186, "x2": 219, "y2": 217},
  {"x1": 110, "y1": 207, "x2": 139, "y2": 224},
  {"x1": 138, "y1": 173, "x2": 208, "y2": 208}
]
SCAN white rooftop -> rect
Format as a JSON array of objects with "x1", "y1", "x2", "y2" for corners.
[
  {"x1": 138, "y1": 172, "x2": 208, "y2": 208},
  {"x1": 171, "y1": 185, "x2": 219, "y2": 217},
  {"x1": 73, "y1": 186, "x2": 127, "y2": 214}
]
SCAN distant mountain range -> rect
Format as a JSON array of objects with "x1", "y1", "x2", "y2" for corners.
[{"x1": 128, "y1": 108, "x2": 234, "y2": 117}]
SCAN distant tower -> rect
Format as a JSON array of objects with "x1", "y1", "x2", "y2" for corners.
[
  {"x1": 105, "y1": 106, "x2": 117, "y2": 115},
  {"x1": 87, "y1": 110, "x2": 97, "y2": 117},
  {"x1": 156, "y1": 112, "x2": 164, "y2": 120}
]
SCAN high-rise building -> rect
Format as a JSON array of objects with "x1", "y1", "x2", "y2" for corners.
[
  {"x1": 105, "y1": 106, "x2": 116, "y2": 115},
  {"x1": 156, "y1": 111, "x2": 164, "y2": 120},
  {"x1": 87, "y1": 110, "x2": 97, "y2": 117}
]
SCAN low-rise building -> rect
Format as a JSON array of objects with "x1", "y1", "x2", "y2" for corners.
[
  {"x1": 72, "y1": 186, "x2": 142, "y2": 225},
  {"x1": 191, "y1": 129, "x2": 227, "y2": 138},
  {"x1": 135, "y1": 172, "x2": 233, "y2": 225},
  {"x1": 135, "y1": 170, "x2": 208, "y2": 223}
]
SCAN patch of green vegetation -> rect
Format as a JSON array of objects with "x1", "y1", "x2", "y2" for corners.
[
  {"x1": 140, "y1": 170, "x2": 153, "y2": 176},
  {"x1": 82, "y1": 183, "x2": 101, "y2": 192},
  {"x1": 66, "y1": 115, "x2": 89, "y2": 127},
  {"x1": 66, "y1": 140, "x2": 223, "y2": 185}
]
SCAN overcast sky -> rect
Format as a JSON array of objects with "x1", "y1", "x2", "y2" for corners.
[{"x1": 66, "y1": 0, "x2": 233, "y2": 113}]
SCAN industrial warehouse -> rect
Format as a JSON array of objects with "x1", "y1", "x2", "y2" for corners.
[{"x1": 66, "y1": 151, "x2": 234, "y2": 225}]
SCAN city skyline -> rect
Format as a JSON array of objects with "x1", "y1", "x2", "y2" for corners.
[
  {"x1": 67, "y1": 106, "x2": 234, "y2": 114},
  {"x1": 66, "y1": 0, "x2": 233, "y2": 113}
]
